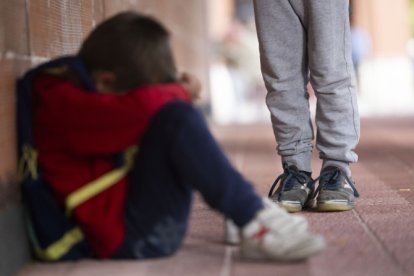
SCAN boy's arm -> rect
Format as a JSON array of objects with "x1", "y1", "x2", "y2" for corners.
[
  {"x1": 178, "y1": 72, "x2": 202, "y2": 101},
  {"x1": 34, "y1": 76, "x2": 191, "y2": 156}
]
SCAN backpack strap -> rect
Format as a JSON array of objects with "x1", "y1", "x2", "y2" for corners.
[
  {"x1": 65, "y1": 146, "x2": 139, "y2": 216},
  {"x1": 17, "y1": 144, "x2": 39, "y2": 183},
  {"x1": 27, "y1": 220, "x2": 84, "y2": 261},
  {"x1": 26, "y1": 146, "x2": 138, "y2": 261}
]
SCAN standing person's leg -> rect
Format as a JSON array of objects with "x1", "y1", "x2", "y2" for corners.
[
  {"x1": 298, "y1": 0, "x2": 360, "y2": 210},
  {"x1": 253, "y1": 0, "x2": 315, "y2": 212},
  {"x1": 114, "y1": 102, "x2": 325, "y2": 260},
  {"x1": 253, "y1": 0, "x2": 313, "y2": 172}
]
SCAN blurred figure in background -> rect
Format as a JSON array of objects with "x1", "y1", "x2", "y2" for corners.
[{"x1": 209, "y1": 5, "x2": 268, "y2": 124}]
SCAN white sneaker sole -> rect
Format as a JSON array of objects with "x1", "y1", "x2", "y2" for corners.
[
  {"x1": 317, "y1": 200, "x2": 355, "y2": 212},
  {"x1": 279, "y1": 201, "x2": 303, "y2": 213},
  {"x1": 240, "y1": 234, "x2": 325, "y2": 261}
]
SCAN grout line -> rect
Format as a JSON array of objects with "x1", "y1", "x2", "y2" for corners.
[
  {"x1": 2, "y1": 51, "x2": 49, "y2": 64},
  {"x1": 91, "y1": 0, "x2": 96, "y2": 27},
  {"x1": 220, "y1": 130, "x2": 246, "y2": 276},
  {"x1": 352, "y1": 176, "x2": 410, "y2": 276},
  {"x1": 388, "y1": 153, "x2": 414, "y2": 175},
  {"x1": 352, "y1": 209, "x2": 407, "y2": 275},
  {"x1": 234, "y1": 149, "x2": 246, "y2": 172},
  {"x1": 220, "y1": 246, "x2": 235, "y2": 276},
  {"x1": 234, "y1": 130, "x2": 246, "y2": 171},
  {"x1": 24, "y1": 0, "x2": 32, "y2": 56}
]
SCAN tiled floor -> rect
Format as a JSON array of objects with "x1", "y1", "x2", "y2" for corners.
[{"x1": 19, "y1": 118, "x2": 414, "y2": 276}]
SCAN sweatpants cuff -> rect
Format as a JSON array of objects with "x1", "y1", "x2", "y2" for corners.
[{"x1": 282, "y1": 151, "x2": 312, "y2": 173}]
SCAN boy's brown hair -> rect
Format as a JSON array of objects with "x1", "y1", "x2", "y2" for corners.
[{"x1": 79, "y1": 11, "x2": 177, "y2": 91}]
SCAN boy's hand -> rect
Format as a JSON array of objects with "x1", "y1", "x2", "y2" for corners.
[{"x1": 178, "y1": 72, "x2": 201, "y2": 101}]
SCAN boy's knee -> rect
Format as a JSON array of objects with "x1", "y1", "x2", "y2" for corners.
[
  {"x1": 149, "y1": 102, "x2": 204, "y2": 135},
  {"x1": 158, "y1": 101, "x2": 200, "y2": 122}
]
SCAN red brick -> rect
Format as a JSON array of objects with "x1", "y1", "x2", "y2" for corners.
[
  {"x1": 0, "y1": 0, "x2": 29, "y2": 55},
  {"x1": 27, "y1": 0, "x2": 95, "y2": 57},
  {"x1": 0, "y1": 58, "x2": 31, "y2": 181}
]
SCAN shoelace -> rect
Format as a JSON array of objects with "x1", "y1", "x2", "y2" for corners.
[
  {"x1": 312, "y1": 167, "x2": 360, "y2": 199},
  {"x1": 268, "y1": 163, "x2": 309, "y2": 198}
]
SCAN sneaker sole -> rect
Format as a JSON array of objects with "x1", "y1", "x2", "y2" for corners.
[
  {"x1": 317, "y1": 200, "x2": 354, "y2": 212},
  {"x1": 283, "y1": 235, "x2": 326, "y2": 261},
  {"x1": 279, "y1": 201, "x2": 303, "y2": 213},
  {"x1": 240, "y1": 234, "x2": 326, "y2": 261}
]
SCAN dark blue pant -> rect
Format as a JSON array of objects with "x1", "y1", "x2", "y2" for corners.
[{"x1": 113, "y1": 102, "x2": 263, "y2": 259}]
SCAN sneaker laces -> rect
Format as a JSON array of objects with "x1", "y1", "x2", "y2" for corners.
[
  {"x1": 268, "y1": 163, "x2": 311, "y2": 198},
  {"x1": 312, "y1": 167, "x2": 360, "y2": 199}
]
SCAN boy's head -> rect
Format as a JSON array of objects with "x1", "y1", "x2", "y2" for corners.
[{"x1": 79, "y1": 11, "x2": 177, "y2": 92}]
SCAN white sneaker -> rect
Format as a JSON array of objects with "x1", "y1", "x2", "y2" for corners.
[
  {"x1": 224, "y1": 197, "x2": 276, "y2": 245},
  {"x1": 225, "y1": 218, "x2": 240, "y2": 245},
  {"x1": 240, "y1": 198, "x2": 325, "y2": 261}
]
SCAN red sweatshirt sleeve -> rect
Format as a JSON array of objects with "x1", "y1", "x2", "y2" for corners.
[{"x1": 34, "y1": 76, "x2": 191, "y2": 156}]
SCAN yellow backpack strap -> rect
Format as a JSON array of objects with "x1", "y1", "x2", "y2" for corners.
[
  {"x1": 65, "y1": 146, "x2": 139, "y2": 216},
  {"x1": 17, "y1": 144, "x2": 39, "y2": 182},
  {"x1": 27, "y1": 146, "x2": 138, "y2": 260},
  {"x1": 26, "y1": 213, "x2": 84, "y2": 261},
  {"x1": 35, "y1": 227, "x2": 84, "y2": 261},
  {"x1": 42, "y1": 65, "x2": 69, "y2": 76}
]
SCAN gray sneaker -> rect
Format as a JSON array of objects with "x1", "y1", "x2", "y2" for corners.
[
  {"x1": 268, "y1": 163, "x2": 314, "y2": 213},
  {"x1": 314, "y1": 166, "x2": 360, "y2": 212}
]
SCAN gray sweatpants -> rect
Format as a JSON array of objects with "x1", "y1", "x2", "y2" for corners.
[{"x1": 253, "y1": 0, "x2": 360, "y2": 173}]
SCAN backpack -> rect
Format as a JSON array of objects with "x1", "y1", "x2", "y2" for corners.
[{"x1": 17, "y1": 56, "x2": 137, "y2": 261}]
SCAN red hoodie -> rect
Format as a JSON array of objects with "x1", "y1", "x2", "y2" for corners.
[{"x1": 33, "y1": 75, "x2": 190, "y2": 258}]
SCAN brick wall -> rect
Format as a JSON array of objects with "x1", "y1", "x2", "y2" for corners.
[{"x1": 0, "y1": 1, "x2": 208, "y2": 274}]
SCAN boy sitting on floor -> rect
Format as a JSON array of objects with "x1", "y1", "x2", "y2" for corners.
[{"x1": 20, "y1": 11, "x2": 324, "y2": 261}]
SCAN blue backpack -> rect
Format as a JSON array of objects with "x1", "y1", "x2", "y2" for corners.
[
  {"x1": 18, "y1": 56, "x2": 138, "y2": 261},
  {"x1": 17, "y1": 56, "x2": 95, "y2": 261}
]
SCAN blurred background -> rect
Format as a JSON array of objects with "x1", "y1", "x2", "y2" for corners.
[
  {"x1": 208, "y1": 0, "x2": 414, "y2": 123},
  {"x1": 1, "y1": 0, "x2": 414, "y2": 275}
]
